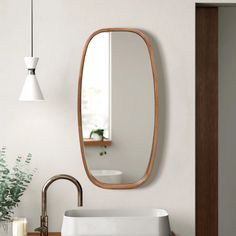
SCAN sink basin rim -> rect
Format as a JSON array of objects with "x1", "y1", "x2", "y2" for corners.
[
  {"x1": 90, "y1": 169, "x2": 123, "y2": 177},
  {"x1": 62, "y1": 208, "x2": 171, "y2": 236},
  {"x1": 64, "y1": 208, "x2": 169, "y2": 218}
]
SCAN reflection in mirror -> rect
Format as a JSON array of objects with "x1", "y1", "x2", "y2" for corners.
[{"x1": 79, "y1": 29, "x2": 158, "y2": 188}]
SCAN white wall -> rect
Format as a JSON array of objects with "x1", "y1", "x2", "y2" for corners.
[
  {"x1": 0, "y1": 0, "x2": 196, "y2": 235},
  {"x1": 219, "y1": 7, "x2": 236, "y2": 236}
]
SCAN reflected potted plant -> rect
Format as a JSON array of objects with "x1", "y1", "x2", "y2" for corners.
[
  {"x1": 0, "y1": 146, "x2": 36, "y2": 236},
  {"x1": 89, "y1": 129, "x2": 105, "y2": 141}
]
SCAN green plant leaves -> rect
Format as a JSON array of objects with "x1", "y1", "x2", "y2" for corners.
[
  {"x1": 89, "y1": 128, "x2": 105, "y2": 139},
  {"x1": 0, "y1": 147, "x2": 36, "y2": 221}
]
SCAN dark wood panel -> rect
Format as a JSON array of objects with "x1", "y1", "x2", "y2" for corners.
[{"x1": 196, "y1": 7, "x2": 218, "y2": 236}]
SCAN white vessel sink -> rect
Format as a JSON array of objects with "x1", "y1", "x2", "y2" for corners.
[
  {"x1": 61, "y1": 208, "x2": 171, "y2": 236},
  {"x1": 90, "y1": 170, "x2": 122, "y2": 184}
]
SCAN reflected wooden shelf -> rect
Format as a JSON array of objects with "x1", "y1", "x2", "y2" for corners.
[{"x1": 83, "y1": 139, "x2": 112, "y2": 146}]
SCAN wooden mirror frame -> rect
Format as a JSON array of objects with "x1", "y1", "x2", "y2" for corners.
[{"x1": 78, "y1": 28, "x2": 158, "y2": 189}]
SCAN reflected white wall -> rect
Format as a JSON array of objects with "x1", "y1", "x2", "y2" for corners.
[{"x1": 219, "y1": 7, "x2": 236, "y2": 236}]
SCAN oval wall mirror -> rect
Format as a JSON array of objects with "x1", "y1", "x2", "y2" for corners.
[{"x1": 78, "y1": 28, "x2": 158, "y2": 189}]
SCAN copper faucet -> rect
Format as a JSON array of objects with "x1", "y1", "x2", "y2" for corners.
[{"x1": 35, "y1": 174, "x2": 83, "y2": 236}]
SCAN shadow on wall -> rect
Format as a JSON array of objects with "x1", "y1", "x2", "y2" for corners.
[{"x1": 141, "y1": 30, "x2": 168, "y2": 188}]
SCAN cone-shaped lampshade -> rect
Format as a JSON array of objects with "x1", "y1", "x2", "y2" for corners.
[
  {"x1": 19, "y1": 74, "x2": 44, "y2": 101},
  {"x1": 19, "y1": 57, "x2": 44, "y2": 101}
]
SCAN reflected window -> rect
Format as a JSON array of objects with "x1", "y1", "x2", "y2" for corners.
[{"x1": 82, "y1": 33, "x2": 111, "y2": 139}]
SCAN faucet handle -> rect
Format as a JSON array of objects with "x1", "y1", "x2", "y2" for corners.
[{"x1": 35, "y1": 226, "x2": 48, "y2": 234}]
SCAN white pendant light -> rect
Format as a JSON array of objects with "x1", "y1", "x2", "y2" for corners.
[{"x1": 19, "y1": 0, "x2": 44, "y2": 101}]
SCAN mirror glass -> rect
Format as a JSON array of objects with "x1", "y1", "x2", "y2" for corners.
[{"x1": 80, "y1": 30, "x2": 157, "y2": 187}]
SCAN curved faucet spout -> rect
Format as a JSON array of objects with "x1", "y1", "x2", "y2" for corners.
[
  {"x1": 42, "y1": 174, "x2": 83, "y2": 217},
  {"x1": 35, "y1": 174, "x2": 83, "y2": 236}
]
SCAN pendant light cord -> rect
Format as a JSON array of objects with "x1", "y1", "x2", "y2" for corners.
[{"x1": 31, "y1": 0, "x2": 33, "y2": 57}]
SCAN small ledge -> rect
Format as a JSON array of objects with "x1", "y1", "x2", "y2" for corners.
[
  {"x1": 84, "y1": 139, "x2": 112, "y2": 146},
  {"x1": 28, "y1": 233, "x2": 60, "y2": 236}
]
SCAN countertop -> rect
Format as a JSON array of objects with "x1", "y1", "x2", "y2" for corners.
[{"x1": 28, "y1": 233, "x2": 176, "y2": 236}]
